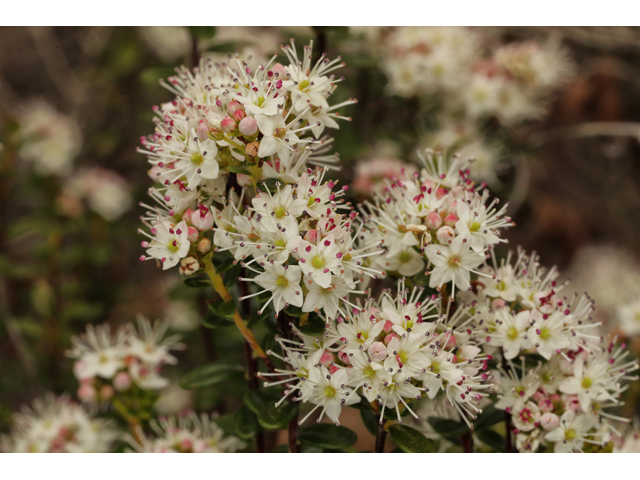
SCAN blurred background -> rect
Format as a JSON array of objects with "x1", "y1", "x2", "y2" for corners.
[{"x1": 1, "y1": 26, "x2": 640, "y2": 444}]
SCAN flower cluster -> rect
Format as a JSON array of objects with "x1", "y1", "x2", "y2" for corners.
[
  {"x1": 494, "y1": 342, "x2": 638, "y2": 453},
  {"x1": 67, "y1": 317, "x2": 183, "y2": 401},
  {"x1": 127, "y1": 412, "x2": 245, "y2": 453},
  {"x1": 138, "y1": 40, "x2": 355, "y2": 272},
  {"x1": 361, "y1": 150, "x2": 513, "y2": 296},
  {"x1": 261, "y1": 280, "x2": 492, "y2": 427},
  {"x1": 1, "y1": 394, "x2": 119, "y2": 453}
]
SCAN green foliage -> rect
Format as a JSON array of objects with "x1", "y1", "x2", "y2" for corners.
[
  {"x1": 183, "y1": 277, "x2": 211, "y2": 288},
  {"x1": 389, "y1": 424, "x2": 438, "y2": 453},
  {"x1": 201, "y1": 310, "x2": 234, "y2": 329},
  {"x1": 226, "y1": 165, "x2": 251, "y2": 175},
  {"x1": 179, "y1": 361, "x2": 244, "y2": 389},
  {"x1": 208, "y1": 299, "x2": 237, "y2": 319},
  {"x1": 294, "y1": 313, "x2": 327, "y2": 336},
  {"x1": 360, "y1": 409, "x2": 378, "y2": 436},
  {"x1": 243, "y1": 390, "x2": 298, "y2": 430},
  {"x1": 298, "y1": 424, "x2": 358, "y2": 450},
  {"x1": 188, "y1": 26, "x2": 217, "y2": 39},
  {"x1": 234, "y1": 405, "x2": 262, "y2": 440},
  {"x1": 427, "y1": 417, "x2": 470, "y2": 440},
  {"x1": 476, "y1": 428, "x2": 506, "y2": 452}
]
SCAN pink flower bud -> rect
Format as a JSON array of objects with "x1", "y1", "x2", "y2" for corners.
[
  {"x1": 237, "y1": 174, "x2": 252, "y2": 187},
  {"x1": 304, "y1": 229, "x2": 319, "y2": 244},
  {"x1": 382, "y1": 320, "x2": 394, "y2": 334},
  {"x1": 233, "y1": 108, "x2": 246, "y2": 123},
  {"x1": 445, "y1": 334, "x2": 456, "y2": 349},
  {"x1": 271, "y1": 63, "x2": 287, "y2": 80},
  {"x1": 182, "y1": 208, "x2": 195, "y2": 225},
  {"x1": 319, "y1": 351, "x2": 335, "y2": 368},
  {"x1": 187, "y1": 226, "x2": 199, "y2": 243},
  {"x1": 435, "y1": 187, "x2": 448, "y2": 199},
  {"x1": 238, "y1": 116, "x2": 258, "y2": 136},
  {"x1": 198, "y1": 238, "x2": 212, "y2": 254},
  {"x1": 100, "y1": 385, "x2": 114, "y2": 401},
  {"x1": 425, "y1": 211, "x2": 443, "y2": 230},
  {"x1": 436, "y1": 226, "x2": 455, "y2": 244},
  {"x1": 148, "y1": 165, "x2": 164, "y2": 181},
  {"x1": 540, "y1": 412, "x2": 560, "y2": 431},
  {"x1": 227, "y1": 100, "x2": 243, "y2": 116},
  {"x1": 329, "y1": 364, "x2": 340, "y2": 375},
  {"x1": 197, "y1": 120, "x2": 209, "y2": 141},
  {"x1": 221, "y1": 116, "x2": 236, "y2": 133},
  {"x1": 114, "y1": 372, "x2": 132, "y2": 391},
  {"x1": 491, "y1": 299, "x2": 507, "y2": 310},
  {"x1": 338, "y1": 349, "x2": 351, "y2": 365},
  {"x1": 538, "y1": 397, "x2": 554, "y2": 413},
  {"x1": 444, "y1": 213, "x2": 459, "y2": 227},
  {"x1": 384, "y1": 333, "x2": 399, "y2": 345},
  {"x1": 78, "y1": 384, "x2": 96, "y2": 403},
  {"x1": 367, "y1": 341, "x2": 387, "y2": 362},
  {"x1": 192, "y1": 208, "x2": 214, "y2": 231}
]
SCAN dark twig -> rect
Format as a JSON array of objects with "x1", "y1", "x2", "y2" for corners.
[
  {"x1": 461, "y1": 431, "x2": 475, "y2": 453},
  {"x1": 375, "y1": 422, "x2": 387, "y2": 453}
]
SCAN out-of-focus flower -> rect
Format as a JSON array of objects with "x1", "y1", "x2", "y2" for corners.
[
  {"x1": 0, "y1": 394, "x2": 119, "y2": 453},
  {"x1": 138, "y1": 26, "x2": 191, "y2": 63},
  {"x1": 17, "y1": 101, "x2": 82, "y2": 176}
]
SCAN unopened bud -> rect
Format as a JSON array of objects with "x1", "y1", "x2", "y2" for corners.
[
  {"x1": 491, "y1": 299, "x2": 507, "y2": 310},
  {"x1": 197, "y1": 120, "x2": 209, "y2": 141},
  {"x1": 182, "y1": 208, "x2": 195, "y2": 225},
  {"x1": 245, "y1": 141, "x2": 259, "y2": 157},
  {"x1": 425, "y1": 211, "x2": 443, "y2": 230},
  {"x1": 303, "y1": 229, "x2": 319, "y2": 244},
  {"x1": 179, "y1": 256, "x2": 199, "y2": 276},
  {"x1": 233, "y1": 108, "x2": 246, "y2": 123},
  {"x1": 436, "y1": 226, "x2": 455, "y2": 244},
  {"x1": 338, "y1": 349, "x2": 351, "y2": 365},
  {"x1": 329, "y1": 364, "x2": 340, "y2": 375},
  {"x1": 444, "y1": 213, "x2": 459, "y2": 227},
  {"x1": 78, "y1": 384, "x2": 96, "y2": 403},
  {"x1": 227, "y1": 100, "x2": 243, "y2": 116},
  {"x1": 99, "y1": 385, "x2": 114, "y2": 401},
  {"x1": 382, "y1": 320, "x2": 394, "y2": 334},
  {"x1": 367, "y1": 341, "x2": 387, "y2": 362},
  {"x1": 114, "y1": 372, "x2": 132, "y2": 391},
  {"x1": 540, "y1": 412, "x2": 560, "y2": 431},
  {"x1": 319, "y1": 351, "x2": 335, "y2": 368},
  {"x1": 272, "y1": 63, "x2": 287, "y2": 80},
  {"x1": 384, "y1": 333, "x2": 399, "y2": 345},
  {"x1": 221, "y1": 116, "x2": 236, "y2": 133},
  {"x1": 187, "y1": 226, "x2": 199, "y2": 243},
  {"x1": 197, "y1": 238, "x2": 212, "y2": 254},
  {"x1": 238, "y1": 116, "x2": 258, "y2": 136},
  {"x1": 192, "y1": 208, "x2": 214, "y2": 231}
]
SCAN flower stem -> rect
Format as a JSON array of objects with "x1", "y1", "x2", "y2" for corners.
[
  {"x1": 112, "y1": 398, "x2": 143, "y2": 445},
  {"x1": 375, "y1": 421, "x2": 387, "y2": 453},
  {"x1": 202, "y1": 256, "x2": 275, "y2": 369},
  {"x1": 461, "y1": 431, "x2": 474, "y2": 453}
]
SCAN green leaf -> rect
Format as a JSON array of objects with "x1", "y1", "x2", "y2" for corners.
[
  {"x1": 214, "y1": 413, "x2": 237, "y2": 436},
  {"x1": 243, "y1": 390, "x2": 284, "y2": 415},
  {"x1": 256, "y1": 400, "x2": 298, "y2": 430},
  {"x1": 360, "y1": 409, "x2": 378, "y2": 436},
  {"x1": 247, "y1": 307, "x2": 273, "y2": 329},
  {"x1": 411, "y1": 271, "x2": 431, "y2": 286},
  {"x1": 285, "y1": 304, "x2": 304, "y2": 317},
  {"x1": 209, "y1": 299, "x2": 236, "y2": 319},
  {"x1": 476, "y1": 428, "x2": 505, "y2": 452},
  {"x1": 296, "y1": 313, "x2": 327, "y2": 336},
  {"x1": 179, "y1": 361, "x2": 244, "y2": 389},
  {"x1": 234, "y1": 405, "x2": 262, "y2": 440},
  {"x1": 183, "y1": 277, "x2": 211, "y2": 288},
  {"x1": 427, "y1": 417, "x2": 469, "y2": 439},
  {"x1": 189, "y1": 26, "x2": 216, "y2": 39},
  {"x1": 201, "y1": 311, "x2": 234, "y2": 329},
  {"x1": 223, "y1": 262, "x2": 243, "y2": 289},
  {"x1": 227, "y1": 165, "x2": 251, "y2": 175},
  {"x1": 212, "y1": 257, "x2": 235, "y2": 272},
  {"x1": 389, "y1": 424, "x2": 437, "y2": 453},
  {"x1": 474, "y1": 404, "x2": 504, "y2": 429},
  {"x1": 258, "y1": 178, "x2": 282, "y2": 193},
  {"x1": 299, "y1": 424, "x2": 358, "y2": 450}
]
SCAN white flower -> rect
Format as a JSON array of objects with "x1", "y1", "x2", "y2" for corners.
[
  {"x1": 425, "y1": 236, "x2": 486, "y2": 295},
  {"x1": 307, "y1": 366, "x2": 361, "y2": 425},
  {"x1": 618, "y1": 298, "x2": 640, "y2": 337},
  {"x1": 296, "y1": 235, "x2": 343, "y2": 289},
  {"x1": 141, "y1": 220, "x2": 191, "y2": 270},
  {"x1": 527, "y1": 310, "x2": 571, "y2": 360},
  {"x1": 511, "y1": 400, "x2": 541, "y2": 433},
  {"x1": 68, "y1": 324, "x2": 128, "y2": 380},
  {"x1": 488, "y1": 309, "x2": 533, "y2": 360},
  {"x1": 544, "y1": 410, "x2": 600, "y2": 453},
  {"x1": 242, "y1": 262, "x2": 303, "y2": 315}
]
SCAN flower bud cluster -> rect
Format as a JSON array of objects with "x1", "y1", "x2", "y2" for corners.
[
  {"x1": 67, "y1": 317, "x2": 184, "y2": 400},
  {"x1": 0, "y1": 394, "x2": 119, "y2": 453},
  {"x1": 361, "y1": 149, "x2": 513, "y2": 296}
]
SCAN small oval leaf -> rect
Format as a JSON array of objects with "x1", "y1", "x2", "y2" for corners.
[
  {"x1": 257, "y1": 401, "x2": 298, "y2": 430},
  {"x1": 179, "y1": 361, "x2": 244, "y2": 389},
  {"x1": 389, "y1": 424, "x2": 437, "y2": 453},
  {"x1": 234, "y1": 405, "x2": 262, "y2": 440},
  {"x1": 298, "y1": 424, "x2": 358, "y2": 450},
  {"x1": 183, "y1": 277, "x2": 210, "y2": 288}
]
